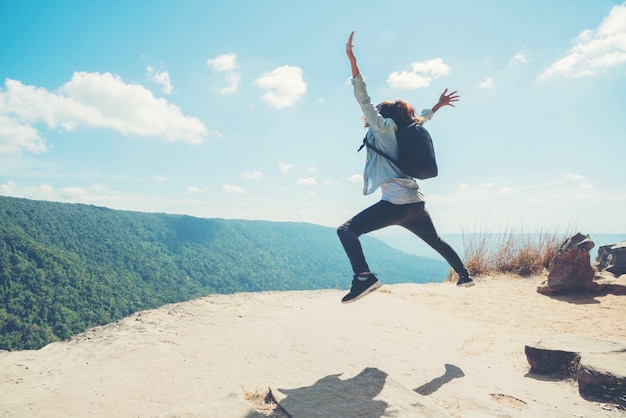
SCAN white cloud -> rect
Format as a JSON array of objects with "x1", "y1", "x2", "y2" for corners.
[
  {"x1": 478, "y1": 77, "x2": 495, "y2": 90},
  {"x1": 0, "y1": 73, "x2": 208, "y2": 153},
  {"x1": 90, "y1": 183, "x2": 112, "y2": 193},
  {"x1": 278, "y1": 160, "x2": 294, "y2": 173},
  {"x1": 187, "y1": 186, "x2": 207, "y2": 193},
  {"x1": 242, "y1": 171, "x2": 263, "y2": 180},
  {"x1": 564, "y1": 173, "x2": 593, "y2": 190},
  {"x1": 456, "y1": 182, "x2": 495, "y2": 193},
  {"x1": 565, "y1": 173, "x2": 585, "y2": 181},
  {"x1": 411, "y1": 59, "x2": 450, "y2": 75},
  {"x1": 348, "y1": 174, "x2": 363, "y2": 183},
  {"x1": 58, "y1": 186, "x2": 90, "y2": 200},
  {"x1": 219, "y1": 73, "x2": 241, "y2": 95},
  {"x1": 306, "y1": 164, "x2": 318, "y2": 172},
  {"x1": 207, "y1": 53, "x2": 241, "y2": 95},
  {"x1": 207, "y1": 53, "x2": 238, "y2": 72},
  {"x1": 223, "y1": 184, "x2": 247, "y2": 194},
  {"x1": 387, "y1": 58, "x2": 450, "y2": 89},
  {"x1": 146, "y1": 66, "x2": 173, "y2": 94},
  {"x1": 540, "y1": 3, "x2": 626, "y2": 79},
  {"x1": 296, "y1": 177, "x2": 317, "y2": 186},
  {"x1": 0, "y1": 114, "x2": 48, "y2": 154},
  {"x1": 510, "y1": 53, "x2": 529, "y2": 65},
  {"x1": 0, "y1": 181, "x2": 125, "y2": 206},
  {"x1": 431, "y1": 174, "x2": 626, "y2": 232},
  {"x1": 254, "y1": 66, "x2": 306, "y2": 109}
]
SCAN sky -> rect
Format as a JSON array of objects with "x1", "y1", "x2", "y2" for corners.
[{"x1": 1, "y1": 0, "x2": 625, "y2": 237}]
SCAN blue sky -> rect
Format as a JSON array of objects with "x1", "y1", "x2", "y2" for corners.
[{"x1": 1, "y1": 0, "x2": 625, "y2": 236}]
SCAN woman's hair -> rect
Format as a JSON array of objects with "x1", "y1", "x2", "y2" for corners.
[{"x1": 364, "y1": 99, "x2": 419, "y2": 128}]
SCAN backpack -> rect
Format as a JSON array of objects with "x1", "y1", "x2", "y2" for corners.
[{"x1": 359, "y1": 123, "x2": 438, "y2": 180}]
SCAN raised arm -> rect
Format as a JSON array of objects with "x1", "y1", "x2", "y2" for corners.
[
  {"x1": 347, "y1": 31, "x2": 388, "y2": 131},
  {"x1": 431, "y1": 88, "x2": 460, "y2": 114},
  {"x1": 346, "y1": 31, "x2": 360, "y2": 78}
]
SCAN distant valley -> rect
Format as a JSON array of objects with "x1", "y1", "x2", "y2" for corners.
[{"x1": 0, "y1": 196, "x2": 448, "y2": 350}]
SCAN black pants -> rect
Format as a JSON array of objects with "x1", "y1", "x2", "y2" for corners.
[{"x1": 337, "y1": 200, "x2": 469, "y2": 277}]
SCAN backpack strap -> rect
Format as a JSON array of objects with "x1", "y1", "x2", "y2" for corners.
[{"x1": 358, "y1": 137, "x2": 401, "y2": 167}]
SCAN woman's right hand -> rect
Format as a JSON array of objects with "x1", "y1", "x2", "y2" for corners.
[
  {"x1": 346, "y1": 31, "x2": 356, "y2": 60},
  {"x1": 346, "y1": 31, "x2": 360, "y2": 77}
]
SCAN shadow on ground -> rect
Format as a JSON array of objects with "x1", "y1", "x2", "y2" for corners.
[
  {"x1": 414, "y1": 363, "x2": 465, "y2": 395},
  {"x1": 549, "y1": 284, "x2": 626, "y2": 305},
  {"x1": 272, "y1": 367, "x2": 388, "y2": 417},
  {"x1": 263, "y1": 366, "x2": 459, "y2": 417}
]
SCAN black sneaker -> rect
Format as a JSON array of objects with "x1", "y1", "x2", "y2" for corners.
[
  {"x1": 341, "y1": 274, "x2": 382, "y2": 304},
  {"x1": 456, "y1": 275, "x2": 475, "y2": 287}
]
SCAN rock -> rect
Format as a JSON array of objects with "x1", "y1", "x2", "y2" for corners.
[
  {"x1": 526, "y1": 334, "x2": 626, "y2": 406},
  {"x1": 525, "y1": 334, "x2": 626, "y2": 375},
  {"x1": 525, "y1": 346, "x2": 580, "y2": 376},
  {"x1": 538, "y1": 233, "x2": 595, "y2": 295},
  {"x1": 595, "y1": 241, "x2": 626, "y2": 277},
  {"x1": 578, "y1": 352, "x2": 626, "y2": 407}
]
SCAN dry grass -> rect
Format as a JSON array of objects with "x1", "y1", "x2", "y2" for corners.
[
  {"x1": 242, "y1": 387, "x2": 288, "y2": 417},
  {"x1": 448, "y1": 226, "x2": 574, "y2": 281}
]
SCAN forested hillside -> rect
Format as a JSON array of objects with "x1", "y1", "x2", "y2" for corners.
[{"x1": 0, "y1": 196, "x2": 448, "y2": 350}]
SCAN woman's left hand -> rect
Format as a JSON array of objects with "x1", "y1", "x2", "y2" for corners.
[{"x1": 438, "y1": 88, "x2": 460, "y2": 107}]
